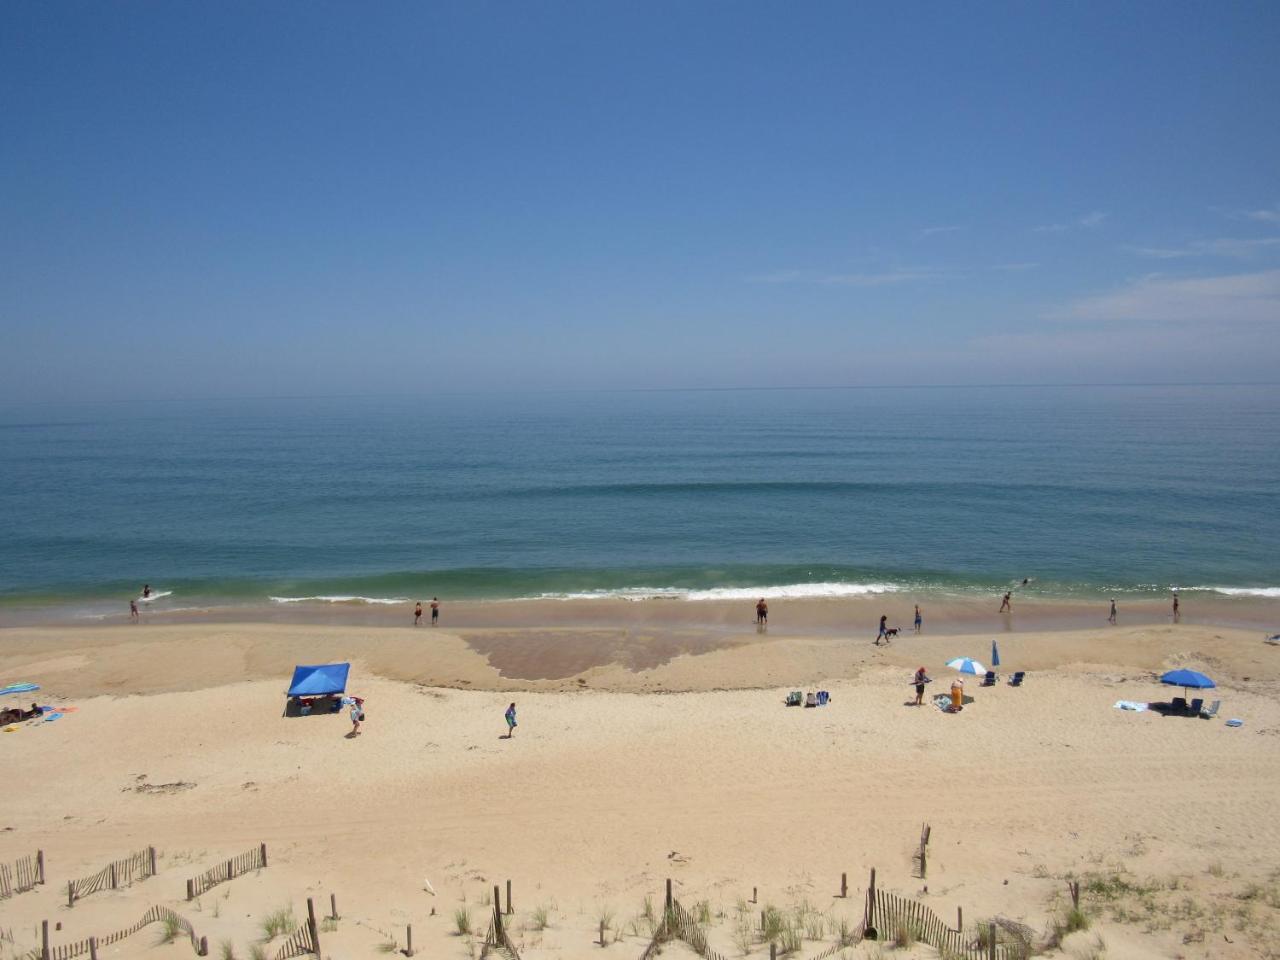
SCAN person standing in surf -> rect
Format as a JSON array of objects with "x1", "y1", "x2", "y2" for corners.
[
  {"x1": 1172, "y1": 592, "x2": 1180, "y2": 622},
  {"x1": 1108, "y1": 599, "x2": 1117, "y2": 624},
  {"x1": 755, "y1": 598, "x2": 768, "y2": 625},
  {"x1": 142, "y1": 584, "x2": 151, "y2": 600},
  {"x1": 130, "y1": 599, "x2": 139, "y2": 622},
  {"x1": 430, "y1": 597, "x2": 440, "y2": 625},
  {"x1": 999, "y1": 592, "x2": 1011, "y2": 613},
  {"x1": 914, "y1": 604, "x2": 923, "y2": 633},
  {"x1": 414, "y1": 601, "x2": 423, "y2": 626}
]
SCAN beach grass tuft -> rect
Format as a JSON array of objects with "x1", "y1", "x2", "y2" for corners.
[
  {"x1": 156, "y1": 913, "x2": 181, "y2": 945},
  {"x1": 259, "y1": 905, "x2": 295, "y2": 941},
  {"x1": 248, "y1": 946, "x2": 266, "y2": 960},
  {"x1": 218, "y1": 939, "x2": 236, "y2": 960},
  {"x1": 454, "y1": 907, "x2": 472, "y2": 936},
  {"x1": 531, "y1": 904, "x2": 550, "y2": 931}
]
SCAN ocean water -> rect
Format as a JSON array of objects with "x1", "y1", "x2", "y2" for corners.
[{"x1": 1, "y1": 385, "x2": 1277, "y2": 610}]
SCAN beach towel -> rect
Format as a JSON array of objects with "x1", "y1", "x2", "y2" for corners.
[
  {"x1": 0, "y1": 683, "x2": 39, "y2": 696},
  {"x1": 1114, "y1": 700, "x2": 1150, "y2": 712}
]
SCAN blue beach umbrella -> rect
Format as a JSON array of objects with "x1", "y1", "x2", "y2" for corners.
[
  {"x1": 991, "y1": 640, "x2": 1001, "y2": 668},
  {"x1": 946, "y1": 657, "x2": 986, "y2": 675},
  {"x1": 1160, "y1": 669, "x2": 1215, "y2": 698}
]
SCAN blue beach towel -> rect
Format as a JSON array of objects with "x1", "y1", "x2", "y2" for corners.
[
  {"x1": 43, "y1": 712, "x2": 62, "y2": 722},
  {"x1": 0, "y1": 683, "x2": 40, "y2": 695}
]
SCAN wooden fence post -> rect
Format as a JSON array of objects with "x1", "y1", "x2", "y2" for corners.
[
  {"x1": 199, "y1": 935, "x2": 208, "y2": 956},
  {"x1": 406, "y1": 924, "x2": 415, "y2": 957},
  {"x1": 840, "y1": 872, "x2": 847, "y2": 898},
  {"x1": 506, "y1": 878, "x2": 513, "y2": 915},
  {"x1": 665, "y1": 879, "x2": 672, "y2": 912},
  {"x1": 866, "y1": 868, "x2": 877, "y2": 935},
  {"x1": 307, "y1": 897, "x2": 320, "y2": 956},
  {"x1": 109, "y1": 862, "x2": 118, "y2": 890},
  {"x1": 89, "y1": 936, "x2": 98, "y2": 960},
  {"x1": 37, "y1": 850, "x2": 46, "y2": 885},
  {"x1": 148, "y1": 846, "x2": 157, "y2": 877},
  {"x1": 68, "y1": 881, "x2": 75, "y2": 908},
  {"x1": 330, "y1": 892, "x2": 339, "y2": 920},
  {"x1": 260, "y1": 842, "x2": 268, "y2": 868},
  {"x1": 920, "y1": 843, "x2": 927, "y2": 878},
  {"x1": 599, "y1": 919, "x2": 607, "y2": 946},
  {"x1": 770, "y1": 943, "x2": 777, "y2": 960},
  {"x1": 957, "y1": 906, "x2": 963, "y2": 932},
  {"x1": 493, "y1": 886, "x2": 504, "y2": 941},
  {"x1": 987, "y1": 921, "x2": 997, "y2": 960},
  {"x1": 41, "y1": 920, "x2": 50, "y2": 960},
  {"x1": 751, "y1": 886, "x2": 757, "y2": 905},
  {"x1": 187, "y1": 879, "x2": 195, "y2": 901},
  {"x1": 1069, "y1": 880, "x2": 1080, "y2": 910}
]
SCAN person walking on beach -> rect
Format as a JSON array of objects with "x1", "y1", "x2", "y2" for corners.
[
  {"x1": 999, "y1": 592, "x2": 1011, "y2": 613},
  {"x1": 876, "y1": 614, "x2": 889, "y2": 645},
  {"x1": 430, "y1": 597, "x2": 440, "y2": 625},
  {"x1": 1172, "y1": 592, "x2": 1180, "y2": 622},
  {"x1": 130, "y1": 599, "x2": 139, "y2": 622},
  {"x1": 913, "y1": 666, "x2": 930, "y2": 706},
  {"x1": 347, "y1": 696, "x2": 365, "y2": 737},
  {"x1": 914, "y1": 604, "x2": 922, "y2": 633},
  {"x1": 1108, "y1": 599, "x2": 1117, "y2": 624},
  {"x1": 504, "y1": 702, "x2": 517, "y2": 738},
  {"x1": 414, "y1": 601, "x2": 423, "y2": 626},
  {"x1": 755, "y1": 598, "x2": 768, "y2": 625}
]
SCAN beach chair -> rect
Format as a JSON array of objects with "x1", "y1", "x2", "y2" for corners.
[
  {"x1": 1200, "y1": 699, "x2": 1221, "y2": 719},
  {"x1": 1009, "y1": 671, "x2": 1025, "y2": 687},
  {"x1": 785, "y1": 691, "x2": 802, "y2": 707},
  {"x1": 1188, "y1": 698, "x2": 1204, "y2": 716},
  {"x1": 981, "y1": 671, "x2": 997, "y2": 686},
  {"x1": 804, "y1": 692, "x2": 817, "y2": 708},
  {"x1": 1170, "y1": 696, "x2": 1188, "y2": 714}
]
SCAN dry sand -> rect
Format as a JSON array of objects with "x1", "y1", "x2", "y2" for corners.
[{"x1": 2, "y1": 612, "x2": 1279, "y2": 960}]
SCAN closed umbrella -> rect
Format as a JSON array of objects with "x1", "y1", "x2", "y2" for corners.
[{"x1": 991, "y1": 640, "x2": 1001, "y2": 668}]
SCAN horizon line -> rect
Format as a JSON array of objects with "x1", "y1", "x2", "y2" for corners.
[{"x1": 1, "y1": 380, "x2": 1277, "y2": 406}]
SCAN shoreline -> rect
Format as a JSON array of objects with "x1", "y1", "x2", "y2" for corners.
[{"x1": 3, "y1": 590, "x2": 1277, "y2": 635}]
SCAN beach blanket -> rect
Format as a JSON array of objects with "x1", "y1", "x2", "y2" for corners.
[{"x1": 1114, "y1": 700, "x2": 1150, "y2": 712}]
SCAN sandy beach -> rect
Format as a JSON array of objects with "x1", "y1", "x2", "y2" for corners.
[{"x1": 3, "y1": 608, "x2": 1279, "y2": 960}]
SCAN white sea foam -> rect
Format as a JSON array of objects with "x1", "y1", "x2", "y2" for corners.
[
  {"x1": 137, "y1": 590, "x2": 174, "y2": 603},
  {"x1": 536, "y1": 582, "x2": 903, "y2": 602},
  {"x1": 1199, "y1": 586, "x2": 1280, "y2": 598},
  {"x1": 269, "y1": 595, "x2": 410, "y2": 605}
]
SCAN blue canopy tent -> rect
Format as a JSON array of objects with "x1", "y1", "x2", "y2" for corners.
[{"x1": 287, "y1": 663, "x2": 350, "y2": 697}]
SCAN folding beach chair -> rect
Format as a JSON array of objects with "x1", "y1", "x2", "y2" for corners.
[
  {"x1": 1188, "y1": 698, "x2": 1204, "y2": 716},
  {"x1": 1200, "y1": 699, "x2": 1221, "y2": 719},
  {"x1": 1170, "y1": 696, "x2": 1188, "y2": 714},
  {"x1": 981, "y1": 671, "x2": 997, "y2": 686},
  {"x1": 1009, "y1": 671, "x2": 1025, "y2": 686}
]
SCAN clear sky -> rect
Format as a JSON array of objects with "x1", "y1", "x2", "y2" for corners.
[{"x1": 2, "y1": 1, "x2": 1278, "y2": 401}]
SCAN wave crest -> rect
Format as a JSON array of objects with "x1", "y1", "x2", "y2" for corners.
[
  {"x1": 269, "y1": 595, "x2": 409, "y2": 605},
  {"x1": 535, "y1": 581, "x2": 902, "y2": 602}
]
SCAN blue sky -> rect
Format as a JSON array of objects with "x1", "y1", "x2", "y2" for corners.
[{"x1": 2, "y1": 1, "x2": 1278, "y2": 400}]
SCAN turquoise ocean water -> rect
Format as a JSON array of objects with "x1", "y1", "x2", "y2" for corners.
[{"x1": 1, "y1": 385, "x2": 1277, "y2": 612}]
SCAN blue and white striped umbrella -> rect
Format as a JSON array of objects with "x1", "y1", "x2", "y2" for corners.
[{"x1": 946, "y1": 657, "x2": 986, "y2": 675}]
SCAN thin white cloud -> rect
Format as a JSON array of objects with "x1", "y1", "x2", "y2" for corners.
[
  {"x1": 920, "y1": 225, "x2": 963, "y2": 237},
  {"x1": 1048, "y1": 269, "x2": 1280, "y2": 325},
  {"x1": 1033, "y1": 211, "x2": 1109, "y2": 233},
  {"x1": 749, "y1": 267, "x2": 949, "y2": 287},
  {"x1": 1124, "y1": 237, "x2": 1280, "y2": 260}
]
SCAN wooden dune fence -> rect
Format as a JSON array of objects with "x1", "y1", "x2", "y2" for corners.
[
  {"x1": 480, "y1": 884, "x2": 521, "y2": 960},
  {"x1": 273, "y1": 897, "x2": 321, "y2": 960},
  {"x1": 0, "y1": 850, "x2": 44, "y2": 898},
  {"x1": 38, "y1": 905, "x2": 207, "y2": 960},
  {"x1": 867, "y1": 887, "x2": 1021, "y2": 960},
  {"x1": 66, "y1": 847, "x2": 155, "y2": 906},
  {"x1": 187, "y1": 843, "x2": 268, "y2": 899}
]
